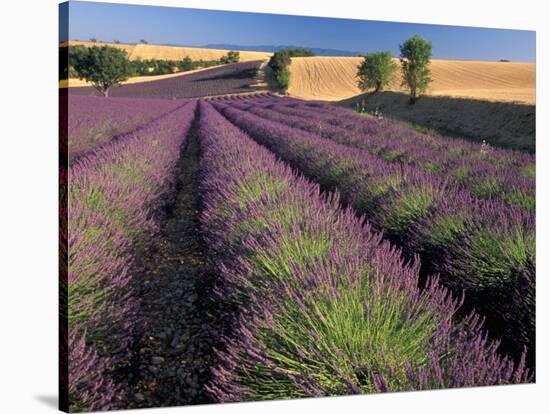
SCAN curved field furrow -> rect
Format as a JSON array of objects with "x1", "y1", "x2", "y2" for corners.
[
  {"x1": 198, "y1": 100, "x2": 528, "y2": 402},
  {"x1": 67, "y1": 61, "x2": 267, "y2": 99},
  {"x1": 212, "y1": 99, "x2": 535, "y2": 369}
]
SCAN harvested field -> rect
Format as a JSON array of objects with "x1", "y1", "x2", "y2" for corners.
[{"x1": 288, "y1": 56, "x2": 535, "y2": 104}]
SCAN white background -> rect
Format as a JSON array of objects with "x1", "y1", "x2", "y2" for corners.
[{"x1": 0, "y1": 0, "x2": 546, "y2": 413}]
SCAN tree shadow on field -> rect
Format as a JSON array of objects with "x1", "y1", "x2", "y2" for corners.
[{"x1": 339, "y1": 91, "x2": 535, "y2": 153}]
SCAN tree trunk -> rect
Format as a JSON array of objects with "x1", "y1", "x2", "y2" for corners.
[{"x1": 409, "y1": 86, "x2": 417, "y2": 104}]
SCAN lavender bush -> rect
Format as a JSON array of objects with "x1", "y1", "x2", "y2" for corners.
[
  {"x1": 229, "y1": 96, "x2": 534, "y2": 212},
  {"x1": 198, "y1": 101, "x2": 529, "y2": 402},
  {"x1": 213, "y1": 99, "x2": 535, "y2": 368}
]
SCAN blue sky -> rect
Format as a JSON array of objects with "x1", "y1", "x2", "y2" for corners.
[{"x1": 60, "y1": 1, "x2": 536, "y2": 62}]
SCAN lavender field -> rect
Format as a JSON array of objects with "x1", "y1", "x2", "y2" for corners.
[
  {"x1": 62, "y1": 92, "x2": 535, "y2": 412},
  {"x1": 62, "y1": 95, "x2": 186, "y2": 163},
  {"x1": 66, "y1": 60, "x2": 265, "y2": 99}
]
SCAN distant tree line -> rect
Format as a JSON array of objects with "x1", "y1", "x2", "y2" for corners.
[
  {"x1": 356, "y1": 35, "x2": 433, "y2": 104},
  {"x1": 268, "y1": 48, "x2": 315, "y2": 91},
  {"x1": 60, "y1": 45, "x2": 242, "y2": 95},
  {"x1": 129, "y1": 56, "x2": 221, "y2": 76}
]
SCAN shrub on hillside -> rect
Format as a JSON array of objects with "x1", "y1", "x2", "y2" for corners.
[
  {"x1": 220, "y1": 50, "x2": 240, "y2": 64},
  {"x1": 127, "y1": 57, "x2": 222, "y2": 76},
  {"x1": 179, "y1": 56, "x2": 194, "y2": 71},
  {"x1": 281, "y1": 48, "x2": 316, "y2": 57},
  {"x1": 276, "y1": 67, "x2": 291, "y2": 91},
  {"x1": 194, "y1": 59, "x2": 221, "y2": 69},
  {"x1": 268, "y1": 49, "x2": 314, "y2": 90},
  {"x1": 268, "y1": 51, "x2": 291, "y2": 73}
]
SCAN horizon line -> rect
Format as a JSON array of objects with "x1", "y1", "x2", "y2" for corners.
[{"x1": 60, "y1": 39, "x2": 536, "y2": 63}]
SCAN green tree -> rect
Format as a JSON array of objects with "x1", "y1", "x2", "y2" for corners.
[
  {"x1": 73, "y1": 46, "x2": 131, "y2": 96},
  {"x1": 221, "y1": 50, "x2": 240, "y2": 64},
  {"x1": 276, "y1": 67, "x2": 291, "y2": 91},
  {"x1": 399, "y1": 35, "x2": 432, "y2": 103},
  {"x1": 268, "y1": 51, "x2": 291, "y2": 73},
  {"x1": 356, "y1": 51, "x2": 397, "y2": 93},
  {"x1": 268, "y1": 49, "x2": 314, "y2": 91},
  {"x1": 61, "y1": 45, "x2": 88, "y2": 79},
  {"x1": 282, "y1": 48, "x2": 315, "y2": 57},
  {"x1": 129, "y1": 58, "x2": 145, "y2": 76},
  {"x1": 68, "y1": 65, "x2": 79, "y2": 78},
  {"x1": 268, "y1": 49, "x2": 314, "y2": 71}
]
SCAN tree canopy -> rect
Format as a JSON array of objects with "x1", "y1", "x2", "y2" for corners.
[
  {"x1": 72, "y1": 45, "x2": 131, "y2": 96},
  {"x1": 356, "y1": 51, "x2": 397, "y2": 93},
  {"x1": 399, "y1": 35, "x2": 433, "y2": 103},
  {"x1": 268, "y1": 49, "x2": 314, "y2": 91},
  {"x1": 220, "y1": 50, "x2": 240, "y2": 64}
]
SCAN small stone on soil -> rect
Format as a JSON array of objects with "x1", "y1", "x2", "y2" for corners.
[{"x1": 151, "y1": 356, "x2": 165, "y2": 365}]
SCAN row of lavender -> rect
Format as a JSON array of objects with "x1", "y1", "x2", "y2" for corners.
[
  {"x1": 253, "y1": 93, "x2": 534, "y2": 164},
  {"x1": 62, "y1": 95, "x2": 185, "y2": 164},
  {"x1": 198, "y1": 101, "x2": 529, "y2": 401},
  {"x1": 211, "y1": 97, "x2": 535, "y2": 369},
  {"x1": 64, "y1": 101, "x2": 197, "y2": 411},
  {"x1": 227, "y1": 95, "x2": 535, "y2": 212}
]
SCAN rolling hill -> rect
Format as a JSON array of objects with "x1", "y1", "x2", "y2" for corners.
[{"x1": 288, "y1": 56, "x2": 535, "y2": 104}]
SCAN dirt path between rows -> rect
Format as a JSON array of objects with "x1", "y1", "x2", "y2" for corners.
[{"x1": 126, "y1": 110, "x2": 219, "y2": 409}]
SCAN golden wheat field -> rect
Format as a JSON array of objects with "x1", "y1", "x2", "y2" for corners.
[
  {"x1": 287, "y1": 56, "x2": 535, "y2": 103},
  {"x1": 61, "y1": 41, "x2": 272, "y2": 62}
]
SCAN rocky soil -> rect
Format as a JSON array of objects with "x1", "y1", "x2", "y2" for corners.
[{"x1": 126, "y1": 115, "x2": 220, "y2": 409}]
